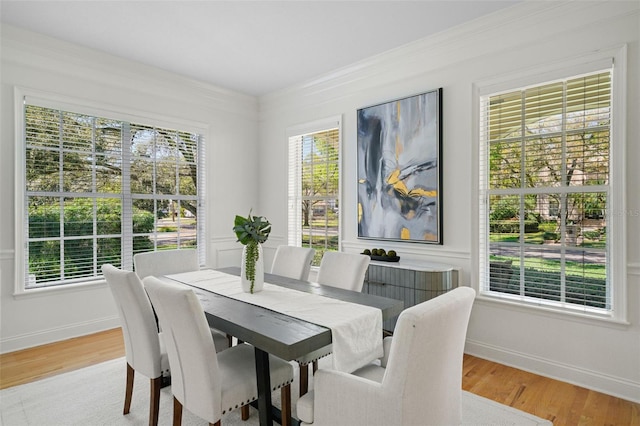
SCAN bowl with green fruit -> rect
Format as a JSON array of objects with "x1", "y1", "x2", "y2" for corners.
[{"x1": 361, "y1": 248, "x2": 400, "y2": 262}]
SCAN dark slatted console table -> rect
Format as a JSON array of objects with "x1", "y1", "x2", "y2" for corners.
[{"x1": 364, "y1": 260, "x2": 459, "y2": 332}]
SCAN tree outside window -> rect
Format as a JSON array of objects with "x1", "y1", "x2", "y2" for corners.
[
  {"x1": 23, "y1": 103, "x2": 203, "y2": 289},
  {"x1": 289, "y1": 125, "x2": 340, "y2": 266},
  {"x1": 480, "y1": 71, "x2": 611, "y2": 311}
]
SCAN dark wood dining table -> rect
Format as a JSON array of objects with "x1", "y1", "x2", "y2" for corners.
[{"x1": 166, "y1": 266, "x2": 404, "y2": 426}]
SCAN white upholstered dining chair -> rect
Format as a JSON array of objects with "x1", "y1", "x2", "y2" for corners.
[
  {"x1": 296, "y1": 287, "x2": 476, "y2": 426},
  {"x1": 270, "y1": 245, "x2": 316, "y2": 281},
  {"x1": 133, "y1": 248, "x2": 200, "y2": 280},
  {"x1": 102, "y1": 264, "x2": 170, "y2": 426},
  {"x1": 316, "y1": 251, "x2": 370, "y2": 291},
  {"x1": 143, "y1": 276, "x2": 295, "y2": 426},
  {"x1": 296, "y1": 251, "x2": 371, "y2": 396},
  {"x1": 134, "y1": 249, "x2": 232, "y2": 348}
]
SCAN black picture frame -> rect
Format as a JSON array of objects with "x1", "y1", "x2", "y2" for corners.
[{"x1": 357, "y1": 88, "x2": 443, "y2": 244}]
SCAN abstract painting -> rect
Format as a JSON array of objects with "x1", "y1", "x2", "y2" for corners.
[{"x1": 357, "y1": 89, "x2": 443, "y2": 244}]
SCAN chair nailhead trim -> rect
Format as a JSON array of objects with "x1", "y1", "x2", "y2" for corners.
[
  {"x1": 270, "y1": 379, "x2": 293, "y2": 390},
  {"x1": 224, "y1": 384, "x2": 290, "y2": 412},
  {"x1": 299, "y1": 353, "x2": 330, "y2": 366}
]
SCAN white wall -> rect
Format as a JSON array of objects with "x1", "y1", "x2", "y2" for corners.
[
  {"x1": 257, "y1": 1, "x2": 640, "y2": 402},
  {"x1": 1, "y1": 0, "x2": 638, "y2": 404},
  {"x1": 0, "y1": 26, "x2": 259, "y2": 352}
]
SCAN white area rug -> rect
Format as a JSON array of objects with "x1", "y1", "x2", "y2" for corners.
[{"x1": 1, "y1": 357, "x2": 552, "y2": 425}]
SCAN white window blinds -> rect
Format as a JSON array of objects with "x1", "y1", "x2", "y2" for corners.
[
  {"x1": 479, "y1": 70, "x2": 613, "y2": 313},
  {"x1": 287, "y1": 119, "x2": 341, "y2": 266},
  {"x1": 22, "y1": 102, "x2": 204, "y2": 289}
]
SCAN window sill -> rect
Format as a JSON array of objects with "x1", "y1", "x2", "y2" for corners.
[
  {"x1": 475, "y1": 293, "x2": 630, "y2": 330},
  {"x1": 13, "y1": 278, "x2": 108, "y2": 300}
]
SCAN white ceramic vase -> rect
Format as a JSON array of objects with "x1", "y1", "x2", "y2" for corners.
[{"x1": 241, "y1": 243, "x2": 264, "y2": 293}]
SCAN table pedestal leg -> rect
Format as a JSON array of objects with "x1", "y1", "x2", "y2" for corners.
[{"x1": 255, "y1": 347, "x2": 273, "y2": 426}]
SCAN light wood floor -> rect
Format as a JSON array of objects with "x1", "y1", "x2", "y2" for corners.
[{"x1": 1, "y1": 328, "x2": 638, "y2": 425}]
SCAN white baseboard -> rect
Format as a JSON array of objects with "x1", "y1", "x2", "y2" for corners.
[
  {"x1": 0, "y1": 316, "x2": 121, "y2": 354},
  {"x1": 465, "y1": 338, "x2": 640, "y2": 404}
]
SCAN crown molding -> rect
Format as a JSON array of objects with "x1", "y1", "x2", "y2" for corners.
[
  {"x1": 1, "y1": 24, "x2": 258, "y2": 116},
  {"x1": 259, "y1": 0, "x2": 639, "y2": 112}
]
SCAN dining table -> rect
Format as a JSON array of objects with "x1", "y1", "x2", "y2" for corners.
[{"x1": 163, "y1": 266, "x2": 404, "y2": 426}]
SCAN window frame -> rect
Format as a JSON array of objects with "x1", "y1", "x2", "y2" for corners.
[
  {"x1": 472, "y1": 46, "x2": 627, "y2": 323},
  {"x1": 14, "y1": 88, "x2": 208, "y2": 295},
  {"x1": 286, "y1": 116, "x2": 342, "y2": 266}
]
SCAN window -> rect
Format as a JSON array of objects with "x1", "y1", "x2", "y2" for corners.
[
  {"x1": 478, "y1": 65, "x2": 623, "y2": 317},
  {"x1": 288, "y1": 118, "x2": 341, "y2": 266},
  {"x1": 18, "y1": 97, "x2": 204, "y2": 290}
]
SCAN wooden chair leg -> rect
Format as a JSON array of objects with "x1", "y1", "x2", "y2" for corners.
[
  {"x1": 149, "y1": 377, "x2": 162, "y2": 426},
  {"x1": 299, "y1": 364, "x2": 309, "y2": 396},
  {"x1": 173, "y1": 397, "x2": 183, "y2": 426},
  {"x1": 280, "y1": 384, "x2": 292, "y2": 426},
  {"x1": 210, "y1": 421, "x2": 221, "y2": 426},
  {"x1": 124, "y1": 363, "x2": 135, "y2": 415},
  {"x1": 312, "y1": 360, "x2": 318, "y2": 374},
  {"x1": 241, "y1": 404, "x2": 250, "y2": 420}
]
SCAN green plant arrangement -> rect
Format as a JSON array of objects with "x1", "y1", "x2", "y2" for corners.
[{"x1": 232, "y1": 210, "x2": 271, "y2": 293}]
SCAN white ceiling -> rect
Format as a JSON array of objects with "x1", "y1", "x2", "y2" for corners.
[{"x1": 1, "y1": 1, "x2": 521, "y2": 96}]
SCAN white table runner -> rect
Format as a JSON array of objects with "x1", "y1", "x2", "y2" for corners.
[{"x1": 165, "y1": 269, "x2": 383, "y2": 373}]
